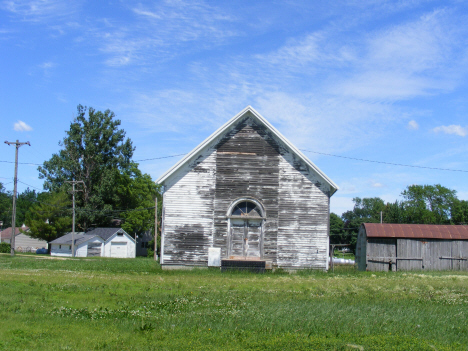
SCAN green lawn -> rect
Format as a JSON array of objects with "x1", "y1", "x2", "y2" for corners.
[{"x1": 0, "y1": 254, "x2": 467, "y2": 350}]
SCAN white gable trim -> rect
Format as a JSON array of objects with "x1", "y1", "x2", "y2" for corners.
[{"x1": 156, "y1": 106, "x2": 338, "y2": 195}]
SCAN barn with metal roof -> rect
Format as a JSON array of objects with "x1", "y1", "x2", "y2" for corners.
[{"x1": 356, "y1": 223, "x2": 468, "y2": 271}]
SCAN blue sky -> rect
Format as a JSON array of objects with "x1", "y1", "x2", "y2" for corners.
[{"x1": 1, "y1": 0, "x2": 467, "y2": 216}]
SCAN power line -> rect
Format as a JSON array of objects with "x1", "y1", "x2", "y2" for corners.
[{"x1": 300, "y1": 149, "x2": 468, "y2": 173}]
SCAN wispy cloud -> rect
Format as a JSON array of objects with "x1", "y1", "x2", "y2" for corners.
[
  {"x1": 90, "y1": 1, "x2": 239, "y2": 67},
  {"x1": 433, "y1": 125, "x2": 467, "y2": 137},
  {"x1": 407, "y1": 120, "x2": 419, "y2": 130},
  {"x1": 14, "y1": 120, "x2": 32, "y2": 131},
  {"x1": 2, "y1": 0, "x2": 80, "y2": 22}
]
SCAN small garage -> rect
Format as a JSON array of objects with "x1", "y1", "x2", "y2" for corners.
[
  {"x1": 356, "y1": 223, "x2": 468, "y2": 271},
  {"x1": 50, "y1": 228, "x2": 135, "y2": 258},
  {"x1": 110, "y1": 242, "x2": 128, "y2": 258}
]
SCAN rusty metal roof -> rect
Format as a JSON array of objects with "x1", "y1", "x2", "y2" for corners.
[{"x1": 363, "y1": 223, "x2": 468, "y2": 240}]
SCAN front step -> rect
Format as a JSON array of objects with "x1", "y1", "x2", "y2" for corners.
[{"x1": 221, "y1": 259, "x2": 268, "y2": 273}]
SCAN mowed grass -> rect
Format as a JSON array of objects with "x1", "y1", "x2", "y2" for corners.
[{"x1": 0, "y1": 255, "x2": 467, "y2": 350}]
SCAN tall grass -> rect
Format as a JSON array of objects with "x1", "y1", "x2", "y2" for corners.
[{"x1": 0, "y1": 255, "x2": 467, "y2": 350}]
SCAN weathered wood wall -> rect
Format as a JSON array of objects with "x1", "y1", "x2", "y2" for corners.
[
  {"x1": 277, "y1": 149, "x2": 330, "y2": 269},
  {"x1": 213, "y1": 119, "x2": 280, "y2": 262},
  {"x1": 161, "y1": 114, "x2": 331, "y2": 269},
  {"x1": 357, "y1": 229, "x2": 468, "y2": 271}
]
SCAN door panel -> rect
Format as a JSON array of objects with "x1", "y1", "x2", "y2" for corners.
[{"x1": 229, "y1": 219, "x2": 263, "y2": 259}]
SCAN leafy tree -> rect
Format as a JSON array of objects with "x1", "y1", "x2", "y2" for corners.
[
  {"x1": 15, "y1": 188, "x2": 38, "y2": 227},
  {"x1": 0, "y1": 183, "x2": 12, "y2": 228},
  {"x1": 113, "y1": 165, "x2": 160, "y2": 236},
  {"x1": 383, "y1": 200, "x2": 408, "y2": 224},
  {"x1": 451, "y1": 199, "x2": 468, "y2": 225},
  {"x1": 341, "y1": 197, "x2": 386, "y2": 252},
  {"x1": 25, "y1": 192, "x2": 72, "y2": 242},
  {"x1": 38, "y1": 105, "x2": 134, "y2": 230},
  {"x1": 329, "y1": 213, "x2": 346, "y2": 244},
  {"x1": 401, "y1": 184, "x2": 456, "y2": 224}
]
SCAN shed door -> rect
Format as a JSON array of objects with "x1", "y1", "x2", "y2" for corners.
[
  {"x1": 87, "y1": 243, "x2": 102, "y2": 257},
  {"x1": 111, "y1": 242, "x2": 127, "y2": 258},
  {"x1": 229, "y1": 219, "x2": 262, "y2": 259}
]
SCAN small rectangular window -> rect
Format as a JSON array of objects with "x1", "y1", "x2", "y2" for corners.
[{"x1": 59, "y1": 245, "x2": 61, "y2": 249}]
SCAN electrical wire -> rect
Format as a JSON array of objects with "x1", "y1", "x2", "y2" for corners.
[{"x1": 299, "y1": 149, "x2": 468, "y2": 173}]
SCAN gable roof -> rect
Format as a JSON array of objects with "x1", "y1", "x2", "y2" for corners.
[
  {"x1": 86, "y1": 227, "x2": 125, "y2": 241},
  {"x1": 156, "y1": 106, "x2": 338, "y2": 195},
  {"x1": 362, "y1": 223, "x2": 468, "y2": 240},
  {"x1": 1, "y1": 226, "x2": 29, "y2": 240},
  {"x1": 49, "y1": 228, "x2": 131, "y2": 244},
  {"x1": 49, "y1": 232, "x2": 100, "y2": 246}
]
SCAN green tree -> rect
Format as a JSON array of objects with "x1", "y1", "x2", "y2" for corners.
[
  {"x1": 341, "y1": 197, "x2": 386, "y2": 252},
  {"x1": 383, "y1": 200, "x2": 408, "y2": 224},
  {"x1": 451, "y1": 199, "x2": 468, "y2": 225},
  {"x1": 0, "y1": 183, "x2": 12, "y2": 228},
  {"x1": 38, "y1": 105, "x2": 134, "y2": 230},
  {"x1": 25, "y1": 192, "x2": 72, "y2": 242},
  {"x1": 401, "y1": 184, "x2": 456, "y2": 224},
  {"x1": 329, "y1": 213, "x2": 346, "y2": 245},
  {"x1": 15, "y1": 188, "x2": 38, "y2": 227},
  {"x1": 113, "y1": 165, "x2": 160, "y2": 236}
]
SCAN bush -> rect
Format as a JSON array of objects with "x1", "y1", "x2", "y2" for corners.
[{"x1": 0, "y1": 242, "x2": 11, "y2": 253}]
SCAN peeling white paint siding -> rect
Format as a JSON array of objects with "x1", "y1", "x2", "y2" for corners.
[
  {"x1": 277, "y1": 150, "x2": 330, "y2": 269},
  {"x1": 158, "y1": 109, "x2": 336, "y2": 269},
  {"x1": 162, "y1": 149, "x2": 216, "y2": 265}
]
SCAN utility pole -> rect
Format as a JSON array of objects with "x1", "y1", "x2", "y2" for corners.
[
  {"x1": 65, "y1": 180, "x2": 85, "y2": 257},
  {"x1": 154, "y1": 197, "x2": 158, "y2": 261},
  {"x1": 4, "y1": 140, "x2": 30, "y2": 257}
]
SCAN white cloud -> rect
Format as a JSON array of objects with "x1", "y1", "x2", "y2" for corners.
[
  {"x1": 38, "y1": 61, "x2": 55, "y2": 69},
  {"x1": 371, "y1": 181, "x2": 384, "y2": 188},
  {"x1": 407, "y1": 120, "x2": 419, "y2": 130},
  {"x1": 433, "y1": 125, "x2": 467, "y2": 137},
  {"x1": 2, "y1": 0, "x2": 80, "y2": 22},
  {"x1": 14, "y1": 120, "x2": 32, "y2": 131}
]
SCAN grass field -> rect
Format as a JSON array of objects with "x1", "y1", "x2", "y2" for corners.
[{"x1": 0, "y1": 254, "x2": 467, "y2": 350}]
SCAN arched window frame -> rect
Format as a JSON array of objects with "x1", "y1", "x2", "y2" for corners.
[{"x1": 226, "y1": 197, "x2": 266, "y2": 219}]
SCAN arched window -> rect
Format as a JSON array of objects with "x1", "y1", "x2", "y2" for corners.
[{"x1": 231, "y1": 201, "x2": 262, "y2": 217}]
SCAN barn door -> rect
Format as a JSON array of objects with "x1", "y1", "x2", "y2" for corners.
[{"x1": 229, "y1": 218, "x2": 262, "y2": 259}]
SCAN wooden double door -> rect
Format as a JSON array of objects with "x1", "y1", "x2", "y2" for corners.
[{"x1": 229, "y1": 218, "x2": 263, "y2": 259}]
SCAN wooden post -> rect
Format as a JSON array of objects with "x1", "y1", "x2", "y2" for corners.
[{"x1": 154, "y1": 197, "x2": 158, "y2": 261}]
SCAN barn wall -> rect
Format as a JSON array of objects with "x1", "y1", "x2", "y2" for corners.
[
  {"x1": 161, "y1": 149, "x2": 217, "y2": 265},
  {"x1": 366, "y1": 238, "x2": 397, "y2": 272},
  {"x1": 14, "y1": 233, "x2": 48, "y2": 250},
  {"x1": 361, "y1": 233, "x2": 468, "y2": 271},
  {"x1": 277, "y1": 150, "x2": 330, "y2": 269},
  {"x1": 213, "y1": 119, "x2": 280, "y2": 261},
  {"x1": 355, "y1": 226, "x2": 367, "y2": 271}
]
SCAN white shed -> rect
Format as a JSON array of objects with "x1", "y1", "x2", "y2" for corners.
[{"x1": 49, "y1": 228, "x2": 135, "y2": 258}]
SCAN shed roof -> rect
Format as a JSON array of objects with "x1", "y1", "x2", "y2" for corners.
[
  {"x1": 49, "y1": 228, "x2": 130, "y2": 244},
  {"x1": 49, "y1": 232, "x2": 97, "y2": 246},
  {"x1": 363, "y1": 223, "x2": 468, "y2": 240},
  {"x1": 156, "y1": 106, "x2": 338, "y2": 195},
  {"x1": 0, "y1": 226, "x2": 29, "y2": 240}
]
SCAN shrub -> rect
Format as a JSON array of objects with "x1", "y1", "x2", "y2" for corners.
[{"x1": 0, "y1": 242, "x2": 11, "y2": 253}]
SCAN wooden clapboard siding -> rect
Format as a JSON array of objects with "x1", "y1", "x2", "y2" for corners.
[
  {"x1": 396, "y1": 239, "x2": 423, "y2": 271},
  {"x1": 277, "y1": 150, "x2": 330, "y2": 269},
  {"x1": 162, "y1": 149, "x2": 217, "y2": 265},
  {"x1": 366, "y1": 238, "x2": 397, "y2": 272},
  {"x1": 159, "y1": 110, "x2": 334, "y2": 269},
  {"x1": 214, "y1": 119, "x2": 280, "y2": 261},
  {"x1": 357, "y1": 224, "x2": 468, "y2": 271}
]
